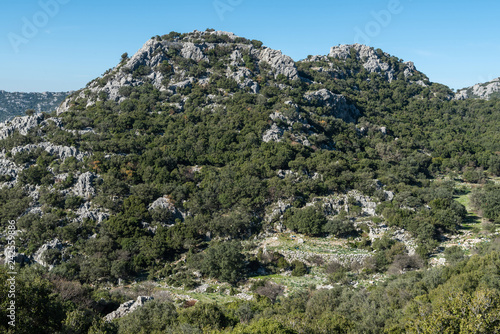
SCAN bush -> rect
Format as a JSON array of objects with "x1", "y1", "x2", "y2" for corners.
[
  {"x1": 444, "y1": 246, "x2": 465, "y2": 265},
  {"x1": 192, "y1": 241, "x2": 245, "y2": 284},
  {"x1": 323, "y1": 217, "x2": 357, "y2": 237},
  {"x1": 284, "y1": 206, "x2": 327, "y2": 236},
  {"x1": 255, "y1": 281, "x2": 284, "y2": 303},
  {"x1": 117, "y1": 300, "x2": 178, "y2": 333},
  {"x1": 291, "y1": 260, "x2": 308, "y2": 276}
]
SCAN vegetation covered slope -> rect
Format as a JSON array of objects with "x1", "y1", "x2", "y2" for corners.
[{"x1": 0, "y1": 30, "x2": 499, "y2": 333}]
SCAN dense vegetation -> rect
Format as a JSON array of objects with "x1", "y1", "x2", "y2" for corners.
[
  {"x1": 2, "y1": 239, "x2": 500, "y2": 333},
  {"x1": 1, "y1": 30, "x2": 499, "y2": 332}
]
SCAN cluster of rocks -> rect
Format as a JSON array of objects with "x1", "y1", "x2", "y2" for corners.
[
  {"x1": 0, "y1": 114, "x2": 44, "y2": 140},
  {"x1": 1, "y1": 238, "x2": 65, "y2": 268},
  {"x1": 455, "y1": 77, "x2": 500, "y2": 100},
  {"x1": 279, "y1": 248, "x2": 371, "y2": 267},
  {"x1": 11, "y1": 141, "x2": 87, "y2": 161},
  {"x1": 366, "y1": 222, "x2": 417, "y2": 255},
  {"x1": 149, "y1": 196, "x2": 185, "y2": 222},
  {"x1": 262, "y1": 102, "x2": 313, "y2": 145},
  {"x1": 261, "y1": 89, "x2": 360, "y2": 145},
  {"x1": 328, "y1": 44, "x2": 417, "y2": 82},
  {"x1": 104, "y1": 296, "x2": 154, "y2": 322}
]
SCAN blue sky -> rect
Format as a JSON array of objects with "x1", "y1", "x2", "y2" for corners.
[{"x1": 1, "y1": 0, "x2": 499, "y2": 92}]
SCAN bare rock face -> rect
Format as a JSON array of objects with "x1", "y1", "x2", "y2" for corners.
[
  {"x1": 304, "y1": 89, "x2": 361, "y2": 123},
  {"x1": 262, "y1": 124, "x2": 284, "y2": 143},
  {"x1": 0, "y1": 157, "x2": 20, "y2": 179},
  {"x1": 32, "y1": 238, "x2": 63, "y2": 267},
  {"x1": 257, "y1": 48, "x2": 299, "y2": 80},
  {"x1": 75, "y1": 202, "x2": 109, "y2": 224},
  {"x1": 181, "y1": 42, "x2": 208, "y2": 62},
  {"x1": 455, "y1": 77, "x2": 500, "y2": 100},
  {"x1": 265, "y1": 199, "x2": 292, "y2": 223},
  {"x1": 11, "y1": 142, "x2": 86, "y2": 161},
  {"x1": 0, "y1": 114, "x2": 44, "y2": 140},
  {"x1": 104, "y1": 296, "x2": 154, "y2": 322},
  {"x1": 73, "y1": 172, "x2": 96, "y2": 199}
]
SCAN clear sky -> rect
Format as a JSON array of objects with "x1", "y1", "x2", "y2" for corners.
[{"x1": 1, "y1": 0, "x2": 499, "y2": 92}]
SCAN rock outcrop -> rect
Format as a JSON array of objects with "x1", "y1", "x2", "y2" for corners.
[
  {"x1": 455, "y1": 77, "x2": 500, "y2": 100},
  {"x1": 295, "y1": 43, "x2": 421, "y2": 84},
  {"x1": 73, "y1": 172, "x2": 96, "y2": 199},
  {"x1": 11, "y1": 142, "x2": 87, "y2": 161},
  {"x1": 149, "y1": 196, "x2": 184, "y2": 222},
  {"x1": 104, "y1": 296, "x2": 154, "y2": 322},
  {"x1": 257, "y1": 48, "x2": 299, "y2": 80},
  {"x1": 0, "y1": 114, "x2": 44, "y2": 140},
  {"x1": 32, "y1": 238, "x2": 63, "y2": 268}
]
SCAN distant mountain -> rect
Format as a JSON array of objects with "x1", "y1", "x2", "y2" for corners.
[
  {"x1": 0, "y1": 90, "x2": 69, "y2": 122},
  {"x1": 455, "y1": 77, "x2": 500, "y2": 100}
]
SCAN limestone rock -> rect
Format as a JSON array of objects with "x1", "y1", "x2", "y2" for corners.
[
  {"x1": 265, "y1": 199, "x2": 292, "y2": 223},
  {"x1": 181, "y1": 42, "x2": 208, "y2": 62},
  {"x1": 75, "y1": 202, "x2": 109, "y2": 224},
  {"x1": 11, "y1": 142, "x2": 86, "y2": 161},
  {"x1": 149, "y1": 196, "x2": 184, "y2": 222},
  {"x1": 33, "y1": 238, "x2": 63, "y2": 267},
  {"x1": 0, "y1": 114, "x2": 44, "y2": 140},
  {"x1": 72, "y1": 172, "x2": 96, "y2": 199},
  {"x1": 328, "y1": 44, "x2": 417, "y2": 82},
  {"x1": 262, "y1": 124, "x2": 284, "y2": 143},
  {"x1": 455, "y1": 77, "x2": 500, "y2": 100},
  {"x1": 104, "y1": 296, "x2": 154, "y2": 322},
  {"x1": 0, "y1": 158, "x2": 20, "y2": 178},
  {"x1": 257, "y1": 48, "x2": 299, "y2": 80}
]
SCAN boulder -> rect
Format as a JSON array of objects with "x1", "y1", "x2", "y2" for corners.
[
  {"x1": 104, "y1": 296, "x2": 154, "y2": 322},
  {"x1": 32, "y1": 238, "x2": 63, "y2": 267},
  {"x1": 73, "y1": 172, "x2": 96, "y2": 199},
  {"x1": 257, "y1": 48, "x2": 299, "y2": 80},
  {"x1": 0, "y1": 114, "x2": 44, "y2": 140}
]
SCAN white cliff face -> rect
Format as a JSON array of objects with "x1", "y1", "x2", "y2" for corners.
[{"x1": 455, "y1": 77, "x2": 500, "y2": 100}]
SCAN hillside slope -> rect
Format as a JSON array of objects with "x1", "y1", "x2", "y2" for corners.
[{"x1": 1, "y1": 29, "x2": 500, "y2": 333}]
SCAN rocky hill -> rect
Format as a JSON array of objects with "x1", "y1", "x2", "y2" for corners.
[
  {"x1": 455, "y1": 76, "x2": 500, "y2": 100},
  {"x1": 1, "y1": 30, "x2": 500, "y2": 333},
  {"x1": 0, "y1": 90, "x2": 69, "y2": 122}
]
